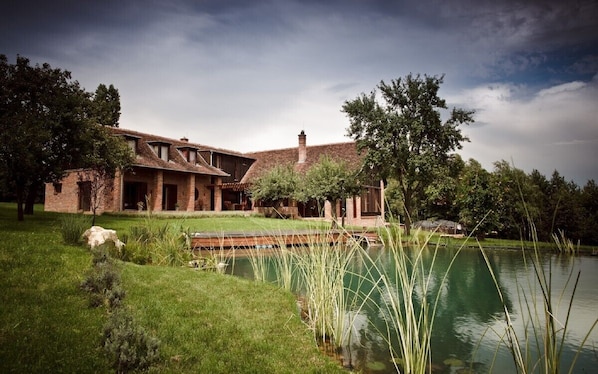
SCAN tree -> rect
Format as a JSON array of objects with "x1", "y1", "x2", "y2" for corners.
[
  {"x1": 92, "y1": 83, "x2": 121, "y2": 127},
  {"x1": 579, "y1": 180, "x2": 598, "y2": 245},
  {"x1": 421, "y1": 153, "x2": 464, "y2": 221},
  {"x1": 491, "y1": 160, "x2": 539, "y2": 241},
  {"x1": 455, "y1": 159, "x2": 498, "y2": 239},
  {"x1": 343, "y1": 74, "x2": 474, "y2": 234},
  {"x1": 0, "y1": 55, "x2": 130, "y2": 221},
  {"x1": 0, "y1": 55, "x2": 92, "y2": 220},
  {"x1": 77, "y1": 125, "x2": 133, "y2": 225},
  {"x1": 250, "y1": 164, "x2": 301, "y2": 210},
  {"x1": 302, "y1": 155, "x2": 361, "y2": 226}
]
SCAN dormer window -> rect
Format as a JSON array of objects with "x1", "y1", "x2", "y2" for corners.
[
  {"x1": 121, "y1": 134, "x2": 141, "y2": 156},
  {"x1": 127, "y1": 139, "x2": 137, "y2": 154},
  {"x1": 149, "y1": 141, "x2": 170, "y2": 162},
  {"x1": 178, "y1": 147, "x2": 197, "y2": 164}
]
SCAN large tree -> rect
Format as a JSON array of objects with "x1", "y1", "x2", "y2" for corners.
[
  {"x1": 0, "y1": 55, "x2": 129, "y2": 221},
  {"x1": 343, "y1": 74, "x2": 474, "y2": 234}
]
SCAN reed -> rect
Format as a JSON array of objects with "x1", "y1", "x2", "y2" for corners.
[
  {"x1": 552, "y1": 229, "x2": 579, "y2": 255},
  {"x1": 480, "y1": 228, "x2": 598, "y2": 374},
  {"x1": 293, "y1": 234, "x2": 364, "y2": 350},
  {"x1": 247, "y1": 244, "x2": 271, "y2": 283},
  {"x1": 361, "y1": 218, "x2": 483, "y2": 374}
]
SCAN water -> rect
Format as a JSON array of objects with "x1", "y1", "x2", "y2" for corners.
[{"x1": 227, "y1": 247, "x2": 598, "y2": 373}]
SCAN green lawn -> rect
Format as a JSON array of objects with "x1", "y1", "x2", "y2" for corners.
[{"x1": 0, "y1": 204, "x2": 343, "y2": 373}]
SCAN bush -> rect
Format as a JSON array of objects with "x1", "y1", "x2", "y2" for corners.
[
  {"x1": 59, "y1": 214, "x2": 91, "y2": 245},
  {"x1": 102, "y1": 309, "x2": 160, "y2": 373},
  {"x1": 126, "y1": 221, "x2": 193, "y2": 266},
  {"x1": 80, "y1": 247, "x2": 121, "y2": 308}
]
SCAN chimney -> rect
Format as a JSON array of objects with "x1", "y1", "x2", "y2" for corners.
[
  {"x1": 180, "y1": 137, "x2": 189, "y2": 142},
  {"x1": 298, "y1": 130, "x2": 307, "y2": 163}
]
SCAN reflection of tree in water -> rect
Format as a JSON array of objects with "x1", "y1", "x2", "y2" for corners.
[
  {"x1": 346, "y1": 247, "x2": 515, "y2": 372},
  {"x1": 429, "y1": 248, "x2": 513, "y2": 365}
]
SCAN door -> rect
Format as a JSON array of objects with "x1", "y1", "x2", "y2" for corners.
[
  {"x1": 162, "y1": 184, "x2": 178, "y2": 210},
  {"x1": 78, "y1": 181, "x2": 91, "y2": 212}
]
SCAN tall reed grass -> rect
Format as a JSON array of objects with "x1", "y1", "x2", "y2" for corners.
[
  {"x1": 362, "y1": 224, "x2": 468, "y2": 374},
  {"x1": 244, "y1": 229, "x2": 371, "y2": 355},
  {"x1": 480, "y1": 228, "x2": 597, "y2": 373}
]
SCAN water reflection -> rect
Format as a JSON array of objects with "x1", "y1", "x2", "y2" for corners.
[{"x1": 228, "y1": 247, "x2": 598, "y2": 373}]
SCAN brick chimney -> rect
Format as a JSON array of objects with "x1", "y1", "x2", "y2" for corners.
[{"x1": 298, "y1": 130, "x2": 307, "y2": 163}]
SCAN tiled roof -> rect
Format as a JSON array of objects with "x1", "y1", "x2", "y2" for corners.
[
  {"x1": 110, "y1": 127, "x2": 233, "y2": 177},
  {"x1": 241, "y1": 142, "x2": 365, "y2": 183}
]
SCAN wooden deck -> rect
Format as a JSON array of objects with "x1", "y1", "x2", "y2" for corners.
[{"x1": 190, "y1": 229, "x2": 379, "y2": 250}]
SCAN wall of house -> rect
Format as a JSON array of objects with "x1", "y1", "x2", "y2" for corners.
[
  {"x1": 44, "y1": 170, "x2": 114, "y2": 214},
  {"x1": 195, "y1": 175, "x2": 211, "y2": 211},
  {"x1": 45, "y1": 172, "x2": 81, "y2": 213}
]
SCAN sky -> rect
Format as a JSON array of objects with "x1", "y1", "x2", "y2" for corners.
[{"x1": 1, "y1": 0, "x2": 597, "y2": 185}]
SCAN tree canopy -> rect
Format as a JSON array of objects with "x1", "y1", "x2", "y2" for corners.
[
  {"x1": 343, "y1": 74, "x2": 474, "y2": 234},
  {"x1": 250, "y1": 164, "x2": 301, "y2": 208},
  {"x1": 302, "y1": 155, "x2": 361, "y2": 222},
  {"x1": 0, "y1": 55, "x2": 131, "y2": 221}
]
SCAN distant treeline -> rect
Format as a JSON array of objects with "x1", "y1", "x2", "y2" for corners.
[{"x1": 385, "y1": 157, "x2": 598, "y2": 245}]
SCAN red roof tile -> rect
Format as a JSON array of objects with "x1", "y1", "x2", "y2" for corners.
[
  {"x1": 110, "y1": 127, "x2": 231, "y2": 177},
  {"x1": 241, "y1": 142, "x2": 365, "y2": 183}
]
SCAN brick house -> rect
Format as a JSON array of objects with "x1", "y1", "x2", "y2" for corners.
[
  {"x1": 44, "y1": 128, "x2": 253, "y2": 214},
  {"x1": 45, "y1": 128, "x2": 384, "y2": 226},
  {"x1": 241, "y1": 131, "x2": 385, "y2": 227}
]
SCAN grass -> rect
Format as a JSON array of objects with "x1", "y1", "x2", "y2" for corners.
[
  {"x1": 121, "y1": 263, "x2": 341, "y2": 373},
  {"x1": 0, "y1": 206, "x2": 110, "y2": 373},
  {"x1": 0, "y1": 203, "x2": 343, "y2": 373}
]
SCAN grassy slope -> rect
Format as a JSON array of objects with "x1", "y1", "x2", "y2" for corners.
[
  {"x1": 0, "y1": 206, "x2": 109, "y2": 373},
  {"x1": 0, "y1": 204, "x2": 342, "y2": 373}
]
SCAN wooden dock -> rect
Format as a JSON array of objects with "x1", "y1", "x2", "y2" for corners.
[{"x1": 190, "y1": 229, "x2": 379, "y2": 250}]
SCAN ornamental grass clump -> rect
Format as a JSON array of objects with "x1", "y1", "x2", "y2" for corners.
[
  {"x1": 59, "y1": 213, "x2": 92, "y2": 245},
  {"x1": 125, "y1": 219, "x2": 193, "y2": 266},
  {"x1": 293, "y1": 232, "x2": 368, "y2": 351}
]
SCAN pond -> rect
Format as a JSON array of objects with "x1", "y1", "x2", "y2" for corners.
[{"x1": 226, "y1": 246, "x2": 598, "y2": 373}]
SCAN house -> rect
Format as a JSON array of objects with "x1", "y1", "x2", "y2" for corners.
[
  {"x1": 44, "y1": 128, "x2": 385, "y2": 227},
  {"x1": 44, "y1": 128, "x2": 254, "y2": 214},
  {"x1": 241, "y1": 130, "x2": 385, "y2": 227}
]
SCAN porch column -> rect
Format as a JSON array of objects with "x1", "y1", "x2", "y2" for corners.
[
  {"x1": 153, "y1": 170, "x2": 163, "y2": 211},
  {"x1": 186, "y1": 174, "x2": 195, "y2": 212},
  {"x1": 213, "y1": 177, "x2": 222, "y2": 212},
  {"x1": 111, "y1": 169, "x2": 123, "y2": 212}
]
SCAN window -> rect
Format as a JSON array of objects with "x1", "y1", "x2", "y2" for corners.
[
  {"x1": 361, "y1": 185, "x2": 381, "y2": 216},
  {"x1": 127, "y1": 139, "x2": 137, "y2": 154},
  {"x1": 53, "y1": 182, "x2": 62, "y2": 194},
  {"x1": 150, "y1": 142, "x2": 170, "y2": 161},
  {"x1": 179, "y1": 147, "x2": 197, "y2": 163}
]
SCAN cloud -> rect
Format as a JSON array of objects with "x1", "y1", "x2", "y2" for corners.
[
  {"x1": 455, "y1": 76, "x2": 598, "y2": 183},
  {"x1": 0, "y1": 0, "x2": 596, "y2": 183}
]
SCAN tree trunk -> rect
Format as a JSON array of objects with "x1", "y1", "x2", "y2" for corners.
[
  {"x1": 16, "y1": 185, "x2": 25, "y2": 221},
  {"x1": 24, "y1": 181, "x2": 40, "y2": 215},
  {"x1": 403, "y1": 187, "x2": 413, "y2": 236}
]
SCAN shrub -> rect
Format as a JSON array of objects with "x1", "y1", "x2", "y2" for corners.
[
  {"x1": 59, "y1": 214, "x2": 91, "y2": 245},
  {"x1": 80, "y1": 247, "x2": 121, "y2": 308},
  {"x1": 102, "y1": 309, "x2": 160, "y2": 373}
]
